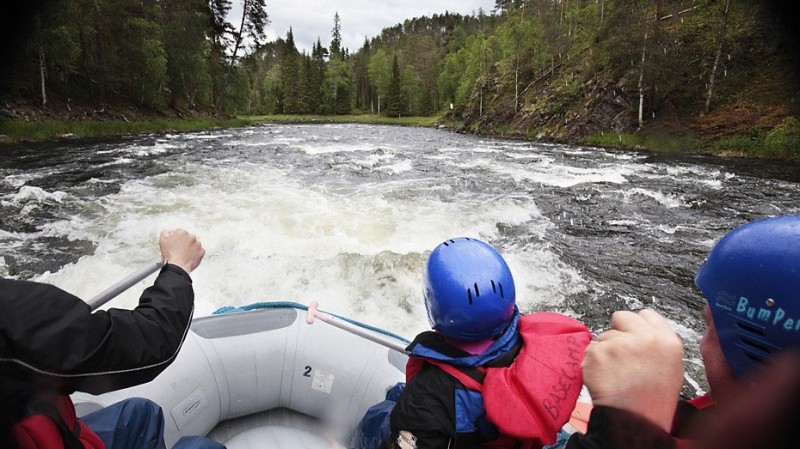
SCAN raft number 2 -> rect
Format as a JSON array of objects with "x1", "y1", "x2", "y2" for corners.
[{"x1": 304, "y1": 366, "x2": 336, "y2": 394}]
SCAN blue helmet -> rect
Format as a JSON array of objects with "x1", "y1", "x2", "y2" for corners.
[
  {"x1": 695, "y1": 215, "x2": 800, "y2": 380},
  {"x1": 423, "y1": 238, "x2": 516, "y2": 341}
]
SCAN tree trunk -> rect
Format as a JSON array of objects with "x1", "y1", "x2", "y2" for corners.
[
  {"x1": 39, "y1": 50, "x2": 47, "y2": 109},
  {"x1": 638, "y1": 31, "x2": 648, "y2": 129},
  {"x1": 218, "y1": 0, "x2": 251, "y2": 109},
  {"x1": 36, "y1": 12, "x2": 47, "y2": 109},
  {"x1": 229, "y1": 0, "x2": 250, "y2": 73},
  {"x1": 479, "y1": 83, "x2": 483, "y2": 118},
  {"x1": 211, "y1": 41, "x2": 219, "y2": 112},
  {"x1": 93, "y1": 6, "x2": 107, "y2": 108},
  {"x1": 600, "y1": 0, "x2": 605, "y2": 23},
  {"x1": 705, "y1": 0, "x2": 730, "y2": 114},
  {"x1": 647, "y1": 0, "x2": 662, "y2": 121},
  {"x1": 514, "y1": 59, "x2": 519, "y2": 115}
]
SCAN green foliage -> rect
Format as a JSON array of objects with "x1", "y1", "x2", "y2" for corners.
[
  {"x1": 240, "y1": 114, "x2": 443, "y2": 129},
  {"x1": 261, "y1": 65, "x2": 282, "y2": 114},
  {"x1": 162, "y1": 0, "x2": 211, "y2": 109},
  {"x1": 385, "y1": 55, "x2": 402, "y2": 117},
  {"x1": 437, "y1": 48, "x2": 466, "y2": 108},
  {"x1": 643, "y1": 135, "x2": 702, "y2": 153},
  {"x1": 0, "y1": 117, "x2": 252, "y2": 143},
  {"x1": 763, "y1": 117, "x2": 800, "y2": 159},
  {"x1": 45, "y1": 25, "x2": 81, "y2": 76},
  {"x1": 712, "y1": 132, "x2": 766, "y2": 156},
  {"x1": 129, "y1": 18, "x2": 169, "y2": 110},
  {"x1": 368, "y1": 49, "x2": 391, "y2": 113},
  {"x1": 495, "y1": 10, "x2": 546, "y2": 109},
  {"x1": 309, "y1": 39, "x2": 328, "y2": 114},
  {"x1": 221, "y1": 67, "x2": 252, "y2": 114},
  {"x1": 440, "y1": 32, "x2": 495, "y2": 110},
  {"x1": 585, "y1": 133, "x2": 643, "y2": 148},
  {"x1": 5, "y1": 0, "x2": 799, "y2": 161},
  {"x1": 330, "y1": 12, "x2": 343, "y2": 59},
  {"x1": 710, "y1": 120, "x2": 800, "y2": 160},
  {"x1": 401, "y1": 65, "x2": 424, "y2": 116},
  {"x1": 281, "y1": 29, "x2": 302, "y2": 114},
  {"x1": 586, "y1": 133, "x2": 701, "y2": 153},
  {"x1": 322, "y1": 59, "x2": 352, "y2": 115}
]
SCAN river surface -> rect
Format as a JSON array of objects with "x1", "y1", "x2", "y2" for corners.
[{"x1": 2, "y1": 124, "x2": 800, "y2": 395}]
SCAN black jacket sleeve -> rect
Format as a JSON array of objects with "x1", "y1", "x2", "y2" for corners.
[
  {"x1": 565, "y1": 406, "x2": 677, "y2": 449},
  {"x1": 384, "y1": 363, "x2": 457, "y2": 449},
  {"x1": 0, "y1": 264, "x2": 195, "y2": 395}
]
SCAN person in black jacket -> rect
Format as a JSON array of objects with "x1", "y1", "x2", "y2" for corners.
[
  {"x1": 0, "y1": 228, "x2": 224, "y2": 449},
  {"x1": 566, "y1": 215, "x2": 800, "y2": 449},
  {"x1": 379, "y1": 237, "x2": 590, "y2": 449}
]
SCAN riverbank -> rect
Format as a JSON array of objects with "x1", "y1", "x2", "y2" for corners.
[
  {"x1": 0, "y1": 116, "x2": 254, "y2": 144},
  {"x1": 2, "y1": 111, "x2": 798, "y2": 161},
  {"x1": 0, "y1": 113, "x2": 441, "y2": 145}
]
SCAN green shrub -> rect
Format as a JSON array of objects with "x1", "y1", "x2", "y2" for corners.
[
  {"x1": 763, "y1": 116, "x2": 800, "y2": 159},
  {"x1": 644, "y1": 135, "x2": 702, "y2": 153},
  {"x1": 713, "y1": 118, "x2": 800, "y2": 159},
  {"x1": 585, "y1": 132, "x2": 642, "y2": 148}
]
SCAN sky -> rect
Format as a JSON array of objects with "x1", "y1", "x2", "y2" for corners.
[{"x1": 230, "y1": 0, "x2": 497, "y2": 54}]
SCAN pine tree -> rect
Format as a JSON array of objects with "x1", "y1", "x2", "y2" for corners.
[
  {"x1": 299, "y1": 53, "x2": 313, "y2": 113},
  {"x1": 353, "y1": 38, "x2": 371, "y2": 112},
  {"x1": 281, "y1": 28, "x2": 301, "y2": 114},
  {"x1": 330, "y1": 12, "x2": 342, "y2": 60},
  {"x1": 208, "y1": 0, "x2": 232, "y2": 111},
  {"x1": 161, "y1": 0, "x2": 212, "y2": 109},
  {"x1": 385, "y1": 54, "x2": 402, "y2": 117}
]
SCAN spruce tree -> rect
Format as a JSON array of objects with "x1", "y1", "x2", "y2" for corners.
[
  {"x1": 385, "y1": 54, "x2": 402, "y2": 117},
  {"x1": 281, "y1": 28, "x2": 301, "y2": 114}
]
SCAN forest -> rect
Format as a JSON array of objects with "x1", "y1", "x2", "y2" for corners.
[{"x1": 1, "y1": 0, "x2": 799, "y2": 158}]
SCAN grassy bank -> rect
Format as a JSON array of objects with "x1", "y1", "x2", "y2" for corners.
[
  {"x1": 585, "y1": 116, "x2": 800, "y2": 160},
  {"x1": 241, "y1": 114, "x2": 442, "y2": 127},
  {"x1": 0, "y1": 114, "x2": 442, "y2": 144},
  {"x1": 3, "y1": 113, "x2": 797, "y2": 161},
  {"x1": 0, "y1": 117, "x2": 254, "y2": 144}
]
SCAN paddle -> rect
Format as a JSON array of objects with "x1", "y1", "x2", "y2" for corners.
[
  {"x1": 86, "y1": 258, "x2": 163, "y2": 311},
  {"x1": 305, "y1": 301, "x2": 410, "y2": 354}
]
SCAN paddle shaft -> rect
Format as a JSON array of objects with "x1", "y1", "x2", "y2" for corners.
[
  {"x1": 306, "y1": 301, "x2": 409, "y2": 354},
  {"x1": 87, "y1": 259, "x2": 163, "y2": 311}
]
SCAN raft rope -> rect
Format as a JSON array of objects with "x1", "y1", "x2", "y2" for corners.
[{"x1": 213, "y1": 301, "x2": 411, "y2": 344}]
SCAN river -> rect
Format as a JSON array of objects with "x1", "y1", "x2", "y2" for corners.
[{"x1": 2, "y1": 123, "x2": 800, "y2": 395}]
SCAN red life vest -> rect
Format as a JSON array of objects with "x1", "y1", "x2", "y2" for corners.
[
  {"x1": 407, "y1": 312, "x2": 591, "y2": 449},
  {"x1": 12, "y1": 395, "x2": 105, "y2": 449}
]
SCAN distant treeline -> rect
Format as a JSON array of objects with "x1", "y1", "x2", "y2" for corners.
[{"x1": 1, "y1": 1, "x2": 799, "y2": 131}]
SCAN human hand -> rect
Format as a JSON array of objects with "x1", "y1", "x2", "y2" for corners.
[
  {"x1": 582, "y1": 309, "x2": 684, "y2": 432},
  {"x1": 159, "y1": 228, "x2": 205, "y2": 274}
]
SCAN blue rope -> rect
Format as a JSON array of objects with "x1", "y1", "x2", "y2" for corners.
[{"x1": 213, "y1": 301, "x2": 411, "y2": 344}]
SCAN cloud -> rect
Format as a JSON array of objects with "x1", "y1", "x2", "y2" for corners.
[{"x1": 231, "y1": 0, "x2": 495, "y2": 54}]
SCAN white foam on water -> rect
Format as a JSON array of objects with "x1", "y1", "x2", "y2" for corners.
[
  {"x1": 124, "y1": 141, "x2": 181, "y2": 157},
  {"x1": 3, "y1": 173, "x2": 35, "y2": 188},
  {"x1": 2, "y1": 185, "x2": 69, "y2": 208},
  {"x1": 36, "y1": 158, "x2": 588, "y2": 339},
  {"x1": 297, "y1": 143, "x2": 384, "y2": 155},
  {"x1": 626, "y1": 187, "x2": 685, "y2": 208},
  {"x1": 487, "y1": 156, "x2": 634, "y2": 188}
]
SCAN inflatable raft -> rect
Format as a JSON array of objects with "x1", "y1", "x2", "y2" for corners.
[{"x1": 72, "y1": 302, "x2": 409, "y2": 448}]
